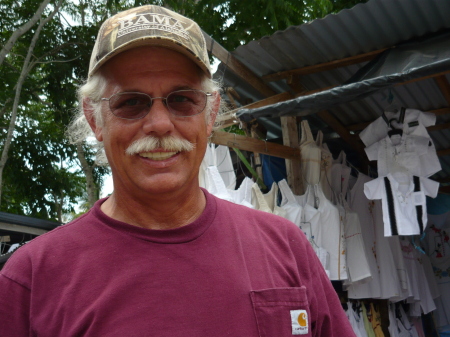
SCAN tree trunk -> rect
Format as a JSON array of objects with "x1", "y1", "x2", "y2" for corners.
[
  {"x1": 76, "y1": 144, "x2": 98, "y2": 208},
  {"x1": 0, "y1": 0, "x2": 52, "y2": 68},
  {"x1": 0, "y1": 2, "x2": 62, "y2": 206}
]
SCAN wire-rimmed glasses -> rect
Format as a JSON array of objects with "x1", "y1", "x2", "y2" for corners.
[{"x1": 101, "y1": 89, "x2": 212, "y2": 120}]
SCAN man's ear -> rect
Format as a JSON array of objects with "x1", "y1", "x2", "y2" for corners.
[
  {"x1": 206, "y1": 92, "x2": 220, "y2": 136},
  {"x1": 83, "y1": 98, "x2": 103, "y2": 142}
]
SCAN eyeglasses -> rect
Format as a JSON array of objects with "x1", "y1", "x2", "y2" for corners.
[{"x1": 101, "y1": 89, "x2": 213, "y2": 120}]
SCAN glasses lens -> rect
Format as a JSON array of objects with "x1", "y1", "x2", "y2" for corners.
[
  {"x1": 167, "y1": 90, "x2": 207, "y2": 117},
  {"x1": 109, "y1": 92, "x2": 151, "y2": 119}
]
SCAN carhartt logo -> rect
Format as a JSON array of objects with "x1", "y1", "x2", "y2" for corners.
[
  {"x1": 117, "y1": 13, "x2": 188, "y2": 39},
  {"x1": 290, "y1": 309, "x2": 308, "y2": 335}
]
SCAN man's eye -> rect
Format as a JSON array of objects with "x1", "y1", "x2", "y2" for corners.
[{"x1": 170, "y1": 95, "x2": 190, "y2": 103}]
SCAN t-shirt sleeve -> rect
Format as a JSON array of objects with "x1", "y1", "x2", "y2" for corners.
[
  {"x1": 0, "y1": 266, "x2": 31, "y2": 336},
  {"x1": 364, "y1": 142, "x2": 379, "y2": 161},
  {"x1": 421, "y1": 177, "x2": 440, "y2": 199},
  {"x1": 419, "y1": 111, "x2": 437, "y2": 127},
  {"x1": 364, "y1": 178, "x2": 383, "y2": 200},
  {"x1": 359, "y1": 117, "x2": 387, "y2": 147}
]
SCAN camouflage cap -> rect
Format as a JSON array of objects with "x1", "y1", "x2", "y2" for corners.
[{"x1": 88, "y1": 5, "x2": 211, "y2": 78}]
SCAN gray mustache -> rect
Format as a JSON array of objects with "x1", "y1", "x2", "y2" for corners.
[{"x1": 126, "y1": 136, "x2": 195, "y2": 155}]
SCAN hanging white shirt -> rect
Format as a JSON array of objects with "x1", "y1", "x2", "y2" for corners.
[
  {"x1": 359, "y1": 109, "x2": 436, "y2": 147},
  {"x1": 364, "y1": 173, "x2": 439, "y2": 236},
  {"x1": 364, "y1": 134, "x2": 430, "y2": 177},
  {"x1": 360, "y1": 109, "x2": 441, "y2": 177}
]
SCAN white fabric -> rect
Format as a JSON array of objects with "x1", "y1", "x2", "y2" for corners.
[
  {"x1": 279, "y1": 179, "x2": 330, "y2": 277},
  {"x1": 341, "y1": 196, "x2": 372, "y2": 284},
  {"x1": 330, "y1": 151, "x2": 351, "y2": 201},
  {"x1": 359, "y1": 109, "x2": 436, "y2": 147},
  {"x1": 214, "y1": 145, "x2": 236, "y2": 190},
  {"x1": 316, "y1": 131, "x2": 333, "y2": 200},
  {"x1": 388, "y1": 304, "x2": 399, "y2": 337},
  {"x1": 299, "y1": 120, "x2": 322, "y2": 188},
  {"x1": 346, "y1": 304, "x2": 366, "y2": 337},
  {"x1": 365, "y1": 134, "x2": 430, "y2": 177},
  {"x1": 202, "y1": 144, "x2": 236, "y2": 189},
  {"x1": 364, "y1": 173, "x2": 439, "y2": 236},
  {"x1": 400, "y1": 238, "x2": 436, "y2": 315},
  {"x1": 386, "y1": 236, "x2": 409, "y2": 302},
  {"x1": 202, "y1": 165, "x2": 235, "y2": 202},
  {"x1": 347, "y1": 173, "x2": 404, "y2": 300},
  {"x1": 297, "y1": 184, "x2": 346, "y2": 280},
  {"x1": 360, "y1": 108, "x2": 441, "y2": 177},
  {"x1": 227, "y1": 177, "x2": 254, "y2": 208},
  {"x1": 251, "y1": 182, "x2": 285, "y2": 217}
]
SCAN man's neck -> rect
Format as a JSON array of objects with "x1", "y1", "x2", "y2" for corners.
[{"x1": 100, "y1": 187, "x2": 207, "y2": 230}]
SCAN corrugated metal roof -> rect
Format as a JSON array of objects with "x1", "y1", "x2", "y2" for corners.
[{"x1": 214, "y1": 0, "x2": 450, "y2": 184}]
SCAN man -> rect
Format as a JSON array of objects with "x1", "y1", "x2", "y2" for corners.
[{"x1": 0, "y1": 5, "x2": 355, "y2": 336}]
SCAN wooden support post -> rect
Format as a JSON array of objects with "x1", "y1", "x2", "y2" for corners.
[
  {"x1": 281, "y1": 116, "x2": 303, "y2": 195},
  {"x1": 250, "y1": 125, "x2": 263, "y2": 183}
]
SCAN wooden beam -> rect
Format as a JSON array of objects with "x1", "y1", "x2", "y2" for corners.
[
  {"x1": 437, "y1": 148, "x2": 450, "y2": 157},
  {"x1": 202, "y1": 31, "x2": 276, "y2": 97},
  {"x1": 438, "y1": 185, "x2": 450, "y2": 195},
  {"x1": 281, "y1": 116, "x2": 303, "y2": 194},
  {"x1": 262, "y1": 48, "x2": 388, "y2": 82},
  {"x1": 434, "y1": 75, "x2": 450, "y2": 106},
  {"x1": 210, "y1": 131, "x2": 299, "y2": 160},
  {"x1": 316, "y1": 110, "x2": 369, "y2": 167},
  {"x1": 427, "y1": 122, "x2": 450, "y2": 132}
]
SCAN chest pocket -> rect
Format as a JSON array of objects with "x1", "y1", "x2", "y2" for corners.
[{"x1": 250, "y1": 287, "x2": 311, "y2": 337}]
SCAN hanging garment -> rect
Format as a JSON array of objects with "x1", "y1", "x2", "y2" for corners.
[
  {"x1": 359, "y1": 109, "x2": 441, "y2": 177},
  {"x1": 251, "y1": 182, "x2": 286, "y2": 217},
  {"x1": 388, "y1": 303, "x2": 400, "y2": 337},
  {"x1": 370, "y1": 303, "x2": 385, "y2": 337},
  {"x1": 396, "y1": 319, "x2": 412, "y2": 337},
  {"x1": 348, "y1": 173, "x2": 404, "y2": 300},
  {"x1": 297, "y1": 184, "x2": 346, "y2": 280},
  {"x1": 201, "y1": 165, "x2": 235, "y2": 202},
  {"x1": 362, "y1": 303, "x2": 376, "y2": 337},
  {"x1": 400, "y1": 238, "x2": 436, "y2": 315},
  {"x1": 346, "y1": 174, "x2": 382, "y2": 299},
  {"x1": 365, "y1": 134, "x2": 430, "y2": 177},
  {"x1": 299, "y1": 120, "x2": 322, "y2": 189},
  {"x1": 364, "y1": 172, "x2": 439, "y2": 236},
  {"x1": 330, "y1": 151, "x2": 351, "y2": 202},
  {"x1": 385, "y1": 235, "x2": 410, "y2": 302},
  {"x1": 202, "y1": 144, "x2": 236, "y2": 189},
  {"x1": 346, "y1": 304, "x2": 366, "y2": 337},
  {"x1": 359, "y1": 109, "x2": 436, "y2": 147},
  {"x1": 341, "y1": 196, "x2": 372, "y2": 284},
  {"x1": 279, "y1": 179, "x2": 330, "y2": 277},
  {"x1": 228, "y1": 177, "x2": 254, "y2": 208},
  {"x1": 351, "y1": 303, "x2": 369, "y2": 337},
  {"x1": 397, "y1": 304, "x2": 420, "y2": 337},
  {"x1": 316, "y1": 130, "x2": 333, "y2": 200}
]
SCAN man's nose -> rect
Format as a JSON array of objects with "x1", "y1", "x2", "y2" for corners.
[{"x1": 141, "y1": 98, "x2": 175, "y2": 136}]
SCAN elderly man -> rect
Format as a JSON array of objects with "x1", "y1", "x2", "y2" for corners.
[{"x1": 0, "y1": 5, "x2": 355, "y2": 337}]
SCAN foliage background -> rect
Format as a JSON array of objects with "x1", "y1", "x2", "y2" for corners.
[{"x1": 0, "y1": 0, "x2": 366, "y2": 222}]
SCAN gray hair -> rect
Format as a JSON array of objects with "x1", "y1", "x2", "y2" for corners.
[{"x1": 66, "y1": 71, "x2": 226, "y2": 166}]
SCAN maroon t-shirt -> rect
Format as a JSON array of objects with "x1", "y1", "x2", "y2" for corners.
[{"x1": 0, "y1": 189, "x2": 355, "y2": 336}]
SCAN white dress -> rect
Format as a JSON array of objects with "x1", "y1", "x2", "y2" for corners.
[
  {"x1": 299, "y1": 120, "x2": 322, "y2": 189},
  {"x1": 297, "y1": 184, "x2": 346, "y2": 280},
  {"x1": 347, "y1": 173, "x2": 382, "y2": 298},
  {"x1": 278, "y1": 179, "x2": 330, "y2": 277}
]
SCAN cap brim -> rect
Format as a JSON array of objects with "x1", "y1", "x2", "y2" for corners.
[{"x1": 89, "y1": 37, "x2": 211, "y2": 78}]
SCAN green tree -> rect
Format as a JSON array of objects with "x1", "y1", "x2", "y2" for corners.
[{"x1": 0, "y1": 0, "x2": 366, "y2": 221}]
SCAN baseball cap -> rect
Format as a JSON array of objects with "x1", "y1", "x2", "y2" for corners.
[{"x1": 88, "y1": 5, "x2": 211, "y2": 78}]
